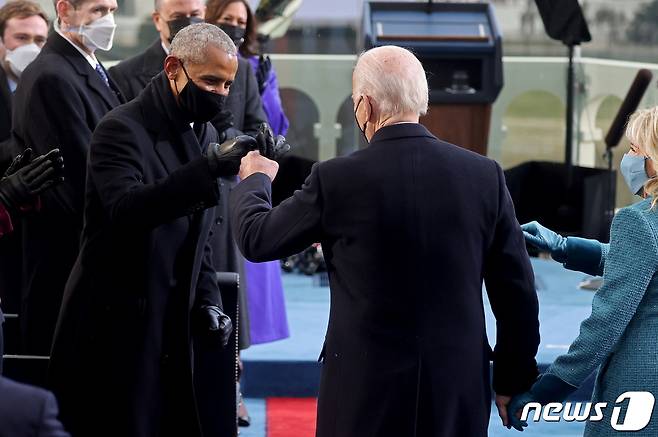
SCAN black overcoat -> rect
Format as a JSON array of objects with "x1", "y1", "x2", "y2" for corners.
[
  {"x1": 49, "y1": 72, "x2": 224, "y2": 437},
  {"x1": 11, "y1": 31, "x2": 124, "y2": 354},
  {"x1": 230, "y1": 123, "x2": 540, "y2": 437},
  {"x1": 0, "y1": 65, "x2": 21, "y2": 314},
  {"x1": 109, "y1": 39, "x2": 266, "y2": 347}
]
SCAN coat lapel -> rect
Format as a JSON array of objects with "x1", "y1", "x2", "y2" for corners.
[
  {"x1": 0, "y1": 68, "x2": 12, "y2": 114},
  {"x1": 84, "y1": 62, "x2": 122, "y2": 108},
  {"x1": 144, "y1": 71, "x2": 203, "y2": 174},
  {"x1": 48, "y1": 32, "x2": 121, "y2": 109},
  {"x1": 140, "y1": 39, "x2": 167, "y2": 84}
]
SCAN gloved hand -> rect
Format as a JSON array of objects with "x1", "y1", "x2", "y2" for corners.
[
  {"x1": 254, "y1": 122, "x2": 291, "y2": 160},
  {"x1": 255, "y1": 55, "x2": 272, "y2": 93},
  {"x1": 197, "y1": 305, "x2": 233, "y2": 347},
  {"x1": 0, "y1": 148, "x2": 64, "y2": 214},
  {"x1": 506, "y1": 373, "x2": 577, "y2": 431},
  {"x1": 521, "y1": 221, "x2": 568, "y2": 263},
  {"x1": 213, "y1": 109, "x2": 235, "y2": 142},
  {"x1": 206, "y1": 135, "x2": 258, "y2": 177}
]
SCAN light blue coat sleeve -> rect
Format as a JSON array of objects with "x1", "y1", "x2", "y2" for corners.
[
  {"x1": 548, "y1": 206, "x2": 658, "y2": 387},
  {"x1": 563, "y1": 237, "x2": 609, "y2": 277}
]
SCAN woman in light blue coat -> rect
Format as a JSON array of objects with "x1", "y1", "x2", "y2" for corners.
[
  {"x1": 508, "y1": 107, "x2": 658, "y2": 435},
  {"x1": 523, "y1": 139, "x2": 656, "y2": 276}
]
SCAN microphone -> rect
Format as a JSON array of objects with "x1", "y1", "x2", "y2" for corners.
[{"x1": 605, "y1": 69, "x2": 653, "y2": 149}]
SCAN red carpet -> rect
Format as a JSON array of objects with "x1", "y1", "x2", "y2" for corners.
[{"x1": 267, "y1": 398, "x2": 317, "y2": 437}]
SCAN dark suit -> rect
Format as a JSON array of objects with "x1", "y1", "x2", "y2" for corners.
[
  {"x1": 11, "y1": 32, "x2": 124, "y2": 355},
  {"x1": 107, "y1": 39, "x2": 164, "y2": 102},
  {"x1": 0, "y1": 376, "x2": 70, "y2": 437},
  {"x1": 230, "y1": 123, "x2": 540, "y2": 437},
  {"x1": 0, "y1": 66, "x2": 11, "y2": 133},
  {"x1": 49, "y1": 71, "x2": 224, "y2": 437},
  {"x1": 0, "y1": 66, "x2": 21, "y2": 316}
]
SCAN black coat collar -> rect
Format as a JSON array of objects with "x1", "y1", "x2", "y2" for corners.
[
  {"x1": 369, "y1": 123, "x2": 436, "y2": 145},
  {"x1": 139, "y1": 71, "x2": 205, "y2": 174},
  {"x1": 44, "y1": 32, "x2": 123, "y2": 107},
  {"x1": 140, "y1": 39, "x2": 167, "y2": 80}
]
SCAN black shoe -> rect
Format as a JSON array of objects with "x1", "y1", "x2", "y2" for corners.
[{"x1": 238, "y1": 393, "x2": 251, "y2": 427}]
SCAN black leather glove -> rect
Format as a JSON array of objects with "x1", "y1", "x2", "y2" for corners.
[
  {"x1": 254, "y1": 122, "x2": 291, "y2": 160},
  {"x1": 213, "y1": 109, "x2": 235, "y2": 143},
  {"x1": 206, "y1": 135, "x2": 258, "y2": 177},
  {"x1": 197, "y1": 305, "x2": 233, "y2": 347},
  {"x1": 255, "y1": 54, "x2": 272, "y2": 93},
  {"x1": 0, "y1": 148, "x2": 64, "y2": 213}
]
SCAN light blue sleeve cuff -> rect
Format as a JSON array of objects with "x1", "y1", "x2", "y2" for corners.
[{"x1": 563, "y1": 237, "x2": 605, "y2": 277}]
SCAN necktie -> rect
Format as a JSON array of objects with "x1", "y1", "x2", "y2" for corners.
[{"x1": 95, "y1": 63, "x2": 110, "y2": 88}]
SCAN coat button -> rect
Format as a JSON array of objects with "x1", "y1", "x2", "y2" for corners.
[{"x1": 216, "y1": 216, "x2": 224, "y2": 225}]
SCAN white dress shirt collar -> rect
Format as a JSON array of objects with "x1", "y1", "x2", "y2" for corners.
[{"x1": 54, "y1": 20, "x2": 99, "y2": 69}]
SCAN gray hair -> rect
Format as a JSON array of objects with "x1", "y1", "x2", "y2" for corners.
[
  {"x1": 54, "y1": 0, "x2": 84, "y2": 8},
  {"x1": 170, "y1": 22, "x2": 237, "y2": 64},
  {"x1": 353, "y1": 45, "x2": 429, "y2": 117}
]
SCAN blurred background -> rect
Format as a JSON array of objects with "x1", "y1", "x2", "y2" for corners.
[{"x1": 26, "y1": 0, "x2": 658, "y2": 210}]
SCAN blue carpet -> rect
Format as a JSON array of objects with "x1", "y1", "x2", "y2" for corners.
[
  {"x1": 243, "y1": 258, "x2": 595, "y2": 364},
  {"x1": 241, "y1": 258, "x2": 598, "y2": 399},
  {"x1": 238, "y1": 398, "x2": 586, "y2": 437}
]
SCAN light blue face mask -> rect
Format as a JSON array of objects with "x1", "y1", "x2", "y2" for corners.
[{"x1": 620, "y1": 153, "x2": 649, "y2": 196}]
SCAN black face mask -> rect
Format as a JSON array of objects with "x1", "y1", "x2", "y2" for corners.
[
  {"x1": 354, "y1": 96, "x2": 369, "y2": 143},
  {"x1": 167, "y1": 16, "x2": 204, "y2": 43},
  {"x1": 217, "y1": 23, "x2": 246, "y2": 46},
  {"x1": 174, "y1": 63, "x2": 227, "y2": 123}
]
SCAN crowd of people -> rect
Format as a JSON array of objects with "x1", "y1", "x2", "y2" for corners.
[
  {"x1": 0, "y1": 1, "x2": 657, "y2": 437},
  {"x1": 0, "y1": 0, "x2": 290, "y2": 435}
]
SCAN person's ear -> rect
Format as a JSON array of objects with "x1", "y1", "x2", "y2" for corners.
[
  {"x1": 152, "y1": 11, "x2": 160, "y2": 27},
  {"x1": 164, "y1": 55, "x2": 181, "y2": 80},
  {"x1": 56, "y1": 0, "x2": 73, "y2": 25},
  {"x1": 363, "y1": 96, "x2": 374, "y2": 122}
]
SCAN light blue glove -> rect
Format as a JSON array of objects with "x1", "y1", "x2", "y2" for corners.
[
  {"x1": 521, "y1": 221, "x2": 568, "y2": 263},
  {"x1": 507, "y1": 374, "x2": 577, "y2": 432}
]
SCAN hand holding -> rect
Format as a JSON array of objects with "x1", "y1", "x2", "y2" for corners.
[
  {"x1": 506, "y1": 373, "x2": 577, "y2": 432},
  {"x1": 495, "y1": 394, "x2": 512, "y2": 428}
]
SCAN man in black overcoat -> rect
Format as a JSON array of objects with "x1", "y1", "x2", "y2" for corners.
[
  {"x1": 229, "y1": 46, "x2": 541, "y2": 437},
  {"x1": 49, "y1": 23, "x2": 254, "y2": 437},
  {"x1": 0, "y1": 0, "x2": 49, "y2": 319},
  {"x1": 108, "y1": 0, "x2": 266, "y2": 348},
  {"x1": 11, "y1": 0, "x2": 125, "y2": 355}
]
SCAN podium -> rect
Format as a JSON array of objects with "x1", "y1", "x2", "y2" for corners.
[{"x1": 362, "y1": 2, "x2": 503, "y2": 155}]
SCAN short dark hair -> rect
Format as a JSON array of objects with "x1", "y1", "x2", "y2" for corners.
[
  {"x1": 0, "y1": 1, "x2": 49, "y2": 39},
  {"x1": 205, "y1": 0, "x2": 259, "y2": 57},
  {"x1": 52, "y1": 0, "x2": 85, "y2": 10}
]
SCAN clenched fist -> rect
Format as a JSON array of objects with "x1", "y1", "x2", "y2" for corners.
[{"x1": 238, "y1": 151, "x2": 279, "y2": 182}]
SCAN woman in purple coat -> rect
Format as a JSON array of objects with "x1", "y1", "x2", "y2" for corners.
[
  {"x1": 207, "y1": 0, "x2": 290, "y2": 346},
  {"x1": 206, "y1": 1, "x2": 290, "y2": 425}
]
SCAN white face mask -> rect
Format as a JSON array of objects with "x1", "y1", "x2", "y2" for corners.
[
  {"x1": 70, "y1": 12, "x2": 116, "y2": 52},
  {"x1": 5, "y1": 43, "x2": 41, "y2": 78}
]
